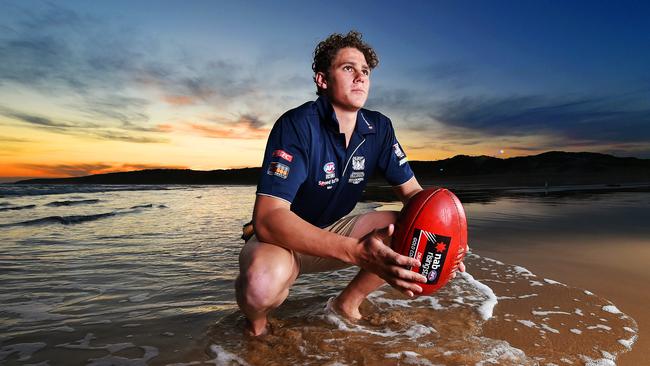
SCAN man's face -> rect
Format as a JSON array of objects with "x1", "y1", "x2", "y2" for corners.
[{"x1": 319, "y1": 47, "x2": 370, "y2": 112}]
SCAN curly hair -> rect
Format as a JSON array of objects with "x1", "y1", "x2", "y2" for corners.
[{"x1": 312, "y1": 31, "x2": 379, "y2": 96}]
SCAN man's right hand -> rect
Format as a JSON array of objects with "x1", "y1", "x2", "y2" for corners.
[{"x1": 351, "y1": 223, "x2": 428, "y2": 297}]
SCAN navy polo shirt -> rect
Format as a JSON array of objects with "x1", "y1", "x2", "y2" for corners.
[{"x1": 256, "y1": 95, "x2": 414, "y2": 228}]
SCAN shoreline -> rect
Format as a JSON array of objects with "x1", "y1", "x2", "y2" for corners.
[
  {"x1": 474, "y1": 241, "x2": 648, "y2": 366},
  {"x1": 374, "y1": 190, "x2": 649, "y2": 365}
]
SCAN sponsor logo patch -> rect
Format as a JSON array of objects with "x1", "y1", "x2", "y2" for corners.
[
  {"x1": 318, "y1": 177, "x2": 339, "y2": 189},
  {"x1": 323, "y1": 162, "x2": 336, "y2": 174},
  {"x1": 408, "y1": 228, "x2": 451, "y2": 285},
  {"x1": 267, "y1": 162, "x2": 290, "y2": 179},
  {"x1": 272, "y1": 149, "x2": 293, "y2": 162},
  {"x1": 352, "y1": 156, "x2": 365, "y2": 171},
  {"x1": 393, "y1": 143, "x2": 405, "y2": 159}
]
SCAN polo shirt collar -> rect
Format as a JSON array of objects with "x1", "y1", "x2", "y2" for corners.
[{"x1": 315, "y1": 95, "x2": 376, "y2": 136}]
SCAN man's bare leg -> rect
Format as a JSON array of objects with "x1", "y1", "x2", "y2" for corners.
[
  {"x1": 331, "y1": 211, "x2": 399, "y2": 319},
  {"x1": 235, "y1": 238, "x2": 299, "y2": 335}
]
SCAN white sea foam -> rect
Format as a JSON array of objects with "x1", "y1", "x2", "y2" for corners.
[
  {"x1": 404, "y1": 324, "x2": 436, "y2": 339},
  {"x1": 473, "y1": 338, "x2": 530, "y2": 366},
  {"x1": 570, "y1": 328, "x2": 582, "y2": 334},
  {"x1": 587, "y1": 324, "x2": 612, "y2": 331},
  {"x1": 600, "y1": 350, "x2": 615, "y2": 360},
  {"x1": 385, "y1": 351, "x2": 435, "y2": 365},
  {"x1": 513, "y1": 266, "x2": 534, "y2": 277},
  {"x1": 580, "y1": 354, "x2": 616, "y2": 366},
  {"x1": 518, "y1": 293, "x2": 538, "y2": 299},
  {"x1": 574, "y1": 308, "x2": 584, "y2": 316},
  {"x1": 618, "y1": 334, "x2": 638, "y2": 350},
  {"x1": 543, "y1": 278, "x2": 565, "y2": 286},
  {"x1": 517, "y1": 320, "x2": 536, "y2": 328},
  {"x1": 210, "y1": 345, "x2": 250, "y2": 366},
  {"x1": 458, "y1": 271, "x2": 497, "y2": 320},
  {"x1": 368, "y1": 294, "x2": 412, "y2": 308},
  {"x1": 478, "y1": 256, "x2": 504, "y2": 265},
  {"x1": 532, "y1": 310, "x2": 571, "y2": 316},
  {"x1": 602, "y1": 305, "x2": 621, "y2": 314},
  {"x1": 540, "y1": 323, "x2": 560, "y2": 334},
  {"x1": 415, "y1": 296, "x2": 444, "y2": 310},
  {"x1": 323, "y1": 298, "x2": 400, "y2": 337}
]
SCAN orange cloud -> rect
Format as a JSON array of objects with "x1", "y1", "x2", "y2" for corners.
[
  {"x1": 4, "y1": 162, "x2": 189, "y2": 179},
  {"x1": 187, "y1": 115, "x2": 269, "y2": 140},
  {"x1": 155, "y1": 123, "x2": 175, "y2": 132},
  {"x1": 163, "y1": 95, "x2": 197, "y2": 106}
]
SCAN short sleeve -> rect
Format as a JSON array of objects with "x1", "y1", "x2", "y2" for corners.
[
  {"x1": 376, "y1": 117, "x2": 414, "y2": 186},
  {"x1": 256, "y1": 115, "x2": 309, "y2": 203}
]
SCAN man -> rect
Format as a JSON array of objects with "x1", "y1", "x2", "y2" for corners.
[{"x1": 236, "y1": 31, "x2": 465, "y2": 336}]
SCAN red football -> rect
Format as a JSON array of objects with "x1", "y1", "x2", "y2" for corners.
[{"x1": 392, "y1": 188, "x2": 468, "y2": 295}]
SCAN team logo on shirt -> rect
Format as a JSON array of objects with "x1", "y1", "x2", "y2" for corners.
[
  {"x1": 272, "y1": 149, "x2": 293, "y2": 162},
  {"x1": 348, "y1": 171, "x2": 365, "y2": 184},
  {"x1": 267, "y1": 162, "x2": 290, "y2": 179},
  {"x1": 352, "y1": 156, "x2": 365, "y2": 171}
]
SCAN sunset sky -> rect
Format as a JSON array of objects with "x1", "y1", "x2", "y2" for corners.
[{"x1": 1, "y1": 1, "x2": 649, "y2": 182}]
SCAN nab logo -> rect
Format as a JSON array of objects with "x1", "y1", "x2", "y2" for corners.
[{"x1": 410, "y1": 228, "x2": 451, "y2": 285}]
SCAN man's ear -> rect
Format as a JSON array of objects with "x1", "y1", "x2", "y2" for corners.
[{"x1": 315, "y1": 72, "x2": 328, "y2": 90}]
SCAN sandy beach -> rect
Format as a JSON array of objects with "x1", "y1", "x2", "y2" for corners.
[
  {"x1": 463, "y1": 190, "x2": 650, "y2": 366},
  {"x1": 475, "y1": 239, "x2": 649, "y2": 366}
]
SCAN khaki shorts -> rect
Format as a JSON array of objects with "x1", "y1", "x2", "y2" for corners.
[{"x1": 243, "y1": 215, "x2": 361, "y2": 274}]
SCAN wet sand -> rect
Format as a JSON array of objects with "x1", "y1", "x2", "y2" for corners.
[{"x1": 475, "y1": 239, "x2": 649, "y2": 366}]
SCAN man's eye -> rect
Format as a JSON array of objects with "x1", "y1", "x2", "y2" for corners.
[
  {"x1": 343, "y1": 66, "x2": 352, "y2": 71},
  {"x1": 363, "y1": 70, "x2": 369, "y2": 76}
]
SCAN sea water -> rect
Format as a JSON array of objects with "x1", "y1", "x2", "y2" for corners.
[{"x1": 0, "y1": 185, "x2": 642, "y2": 365}]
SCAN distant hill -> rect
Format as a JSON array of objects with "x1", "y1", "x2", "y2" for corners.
[
  {"x1": 12, "y1": 151, "x2": 650, "y2": 186},
  {"x1": 406, "y1": 151, "x2": 650, "y2": 186}
]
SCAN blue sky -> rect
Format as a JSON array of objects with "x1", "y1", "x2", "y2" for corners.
[{"x1": 1, "y1": 0, "x2": 649, "y2": 179}]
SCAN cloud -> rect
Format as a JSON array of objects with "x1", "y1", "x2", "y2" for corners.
[
  {"x1": 0, "y1": 4, "x2": 264, "y2": 132},
  {"x1": 368, "y1": 85, "x2": 650, "y2": 144},
  {"x1": 0, "y1": 108, "x2": 167, "y2": 143},
  {"x1": 187, "y1": 114, "x2": 269, "y2": 139},
  {"x1": 163, "y1": 95, "x2": 197, "y2": 106},
  {"x1": 430, "y1": 94, "x2": 650, "y2": 143},
  {"x1": 3, "y1": 111, "x2": 79, "y2": 128},
  {"x1": 17, "y1": 162, "x2": 189, "y2": 177},
  {"x1": 0, "y1": 135, "x2": 31, "y2": 143},
  {"x1": 18, "y1": 163, "x2": 114, "y2": 177},
  {"x1": 89, "y1": 130, "x2": 168, "y2": 144}
]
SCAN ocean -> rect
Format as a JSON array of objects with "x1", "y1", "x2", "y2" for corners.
[{"x1": 0, "y1": 184, "x2": 643, "y2": 365}]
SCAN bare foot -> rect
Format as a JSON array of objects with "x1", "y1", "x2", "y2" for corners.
[
  {"x1": 329, "y1": 296, "x2": 362, "y2": 320},
  {"x1": 243, "y1": 319, "x2": 272, "y2": 337}
]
